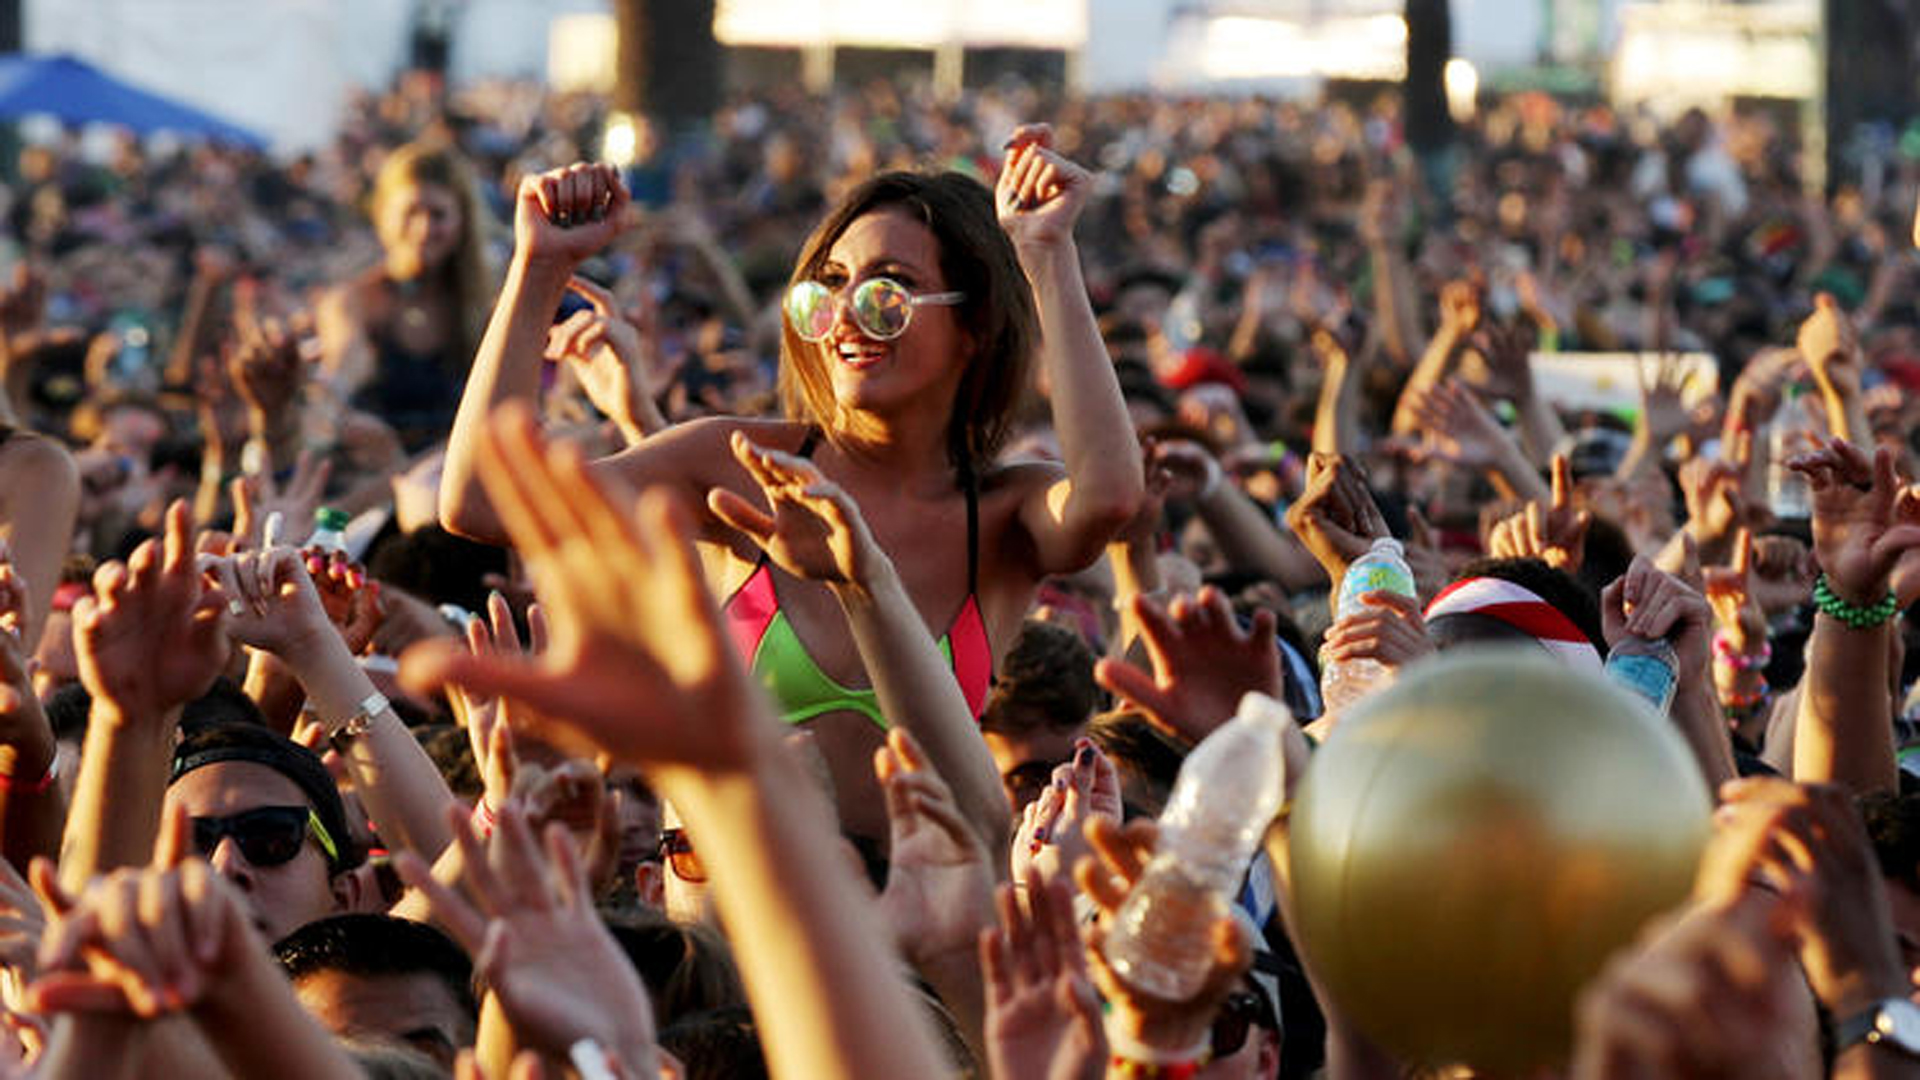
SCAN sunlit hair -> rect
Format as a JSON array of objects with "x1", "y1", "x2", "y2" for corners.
[
  {"x1": 369, "y1": 138, "x2": 495, "y2": 368},
  {"x1": 779, "y1": 171, "x2": 1038, "y2": 476}
]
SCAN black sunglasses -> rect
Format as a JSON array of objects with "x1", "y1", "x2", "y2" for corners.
[
  {"x1": 1210, "y1": 988, "x2": 1276, "y2": 1060},
  {"x1": 191, "y1": 805, "x2": 337, "y2": 868}
]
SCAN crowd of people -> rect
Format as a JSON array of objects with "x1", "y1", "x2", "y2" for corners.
[{"x1": 0, "y1": 56, "x2": 1909, "y2": 1078}]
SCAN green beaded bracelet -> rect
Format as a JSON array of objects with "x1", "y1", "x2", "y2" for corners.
[{"x1": 1812, "y1": 574, "x2": 1901, "y2": 629}]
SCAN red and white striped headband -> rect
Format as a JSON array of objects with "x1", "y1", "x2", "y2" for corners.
[{"x1": 1423, "y1": 576, "x2": 1604, "y2": 672}]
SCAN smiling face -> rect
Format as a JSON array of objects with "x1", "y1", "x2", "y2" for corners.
[
  {"x1": 805, "y1": 209, "x2": 970, "y2": 419},
  {"x1": 778, "y1": 172, "x2": 1038, "y2": 467}
]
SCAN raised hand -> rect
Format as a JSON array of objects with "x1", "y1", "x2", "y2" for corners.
[
  {"x1": 1486, "y1": 453, "x2": 1590, "y2": 572},
  {"x1": 28, "y1": 808, "x2": 257, "y2": 1019},
  {"x1": 1319, "y1": 589, "x2": 1434, "y2": 674},
  {"x1": 1095, "y1": 587, "x2": 1280, "y2": 747},
  {"x1": 74, "y1": 502, "x2": 228, "y2": 725},
  {"x1": 1798, "y1": 293, "x2": 1862, "y2": 400},
  {"x1": 1571, "y1": 892, "x2": 1800, "y2": 1080},
  {"x1": 1400, "y1": 378, "x2": 1511, "y2": 471},
  {"x1": 1693, "y1": 778, "x2": 1908, "y2": 1022},
  {"x1": 195, "y1": 545, "x2": 336, "y2": 658},
  {"x1": 1151, "y1": 440, "x2": 1224, "y2": 505},
  {"x1": 226, "y1": 315, "x2": 304, "y2": 424},
  {"x1": 1075, "y1": 816, "x2": 1252, "y2": 1055},
  {"x1": 1284, "y1": 452, "x2": 1389, "y2": 591},
  {"x1": 400, "y1": 404, "x2": 772, "y2": 773},
  {"x1": 1703, "y1": 529, "x2": 1768, "y2": 655},
  {"x1": 514, "y1": 163, "x2": 632, "y2": 269},
  {"x1": 1599, "y1": 555, "x2": 1713, "y2": 674},
  {"x1": 1749, "y1": 533, "x2": 1814, "y2": 615},
  {"x1": 980, "y1": 874, "x2": 1105, "y2": 1080},
  {"x1": 1437, "y1": 279, "x2": 1481, "y2": 338},
  {"x1": 545, "y1": 276, "x2": 664, "y2": 441},
  {"x1": 451, "y1": 594, "x2": 560, "y2": 815},
  {"x1": 1790, "y1": 437, "x2": 1920, "y2": 606},
  {"x1": 875, "y1": 728, "x2": 996, "y2": 968},
  {"x1": 398, "y1": 800, "x2": 660, "y2": 1072},
  {"x1": 1011, "y1": 740, "x2": 1123, "y2": 888},
  {"x1": 707, "y1": 432, "x2": 884, "y2": 586},
  {"x1": 1678, "y1": 453, "x2": 1748, "y2": 547},
  {"x1": 996, "y1": 125, "x2": 1093, "y2": 251},
  {"x1": 229, "y1": 451, "x2": 330, "y2": 551},
  {"x1": 1634, "y1": 353, "x2": 1695, "y2": 449}
]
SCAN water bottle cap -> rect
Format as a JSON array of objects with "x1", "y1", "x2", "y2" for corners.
[
  {"x1": 1370, "y1": 538, "x2": 1405, "y2": 556},
  {"x1": 313, "y1": 508, "x2": 350, "y2": 532}
]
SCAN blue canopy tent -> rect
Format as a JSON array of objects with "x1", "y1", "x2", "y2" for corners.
[{"x1": 0, "y1": 54, "x2": 265, "y2": 148}]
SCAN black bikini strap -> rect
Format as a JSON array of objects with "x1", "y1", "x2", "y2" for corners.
[
  {"x1": 964, "y1": 463, "x2": 979, "y2": 597},
  {"x1": 797, "y1": 427, "x2": 820, "y2": 459}
]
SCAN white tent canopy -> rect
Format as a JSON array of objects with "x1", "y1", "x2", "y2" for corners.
[{"x1": 24, "y1": 0, "x2": 610, "y2": 153}]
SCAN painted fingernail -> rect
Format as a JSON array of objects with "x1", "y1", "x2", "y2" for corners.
[
  {"x1": 306, "y1": 555, "x2": 324, "y2": 575},
  {"x1": 347, "y1": 569, "x2": 364, "y2": 589},
  {"x1": 1075, "y1": 744, "x2": 1094, "y2": 769},
  {"x1": 1052, "y1": 774, "x2": 1069, "y2": 792}
]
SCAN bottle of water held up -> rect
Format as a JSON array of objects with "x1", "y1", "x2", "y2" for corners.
[
  {"x1": 1104, "y1": 693, "x2": 1291, "y2": 1001},
  {"x1": 309, "y1": 507, "x2": 350, "y2": 554},
  {"x1": 1767, "y1": 384, "x2": 1817, "y2": 521},
  {"x1": 1319, "y1": 538, "x2": 1418, "y2": 714},
  {"x1": 1605, "y1": 635, "x2": 1680, "y2": 716}
]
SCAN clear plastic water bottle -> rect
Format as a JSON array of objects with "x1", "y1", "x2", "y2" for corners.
[
  {"x1": 1320, "y1": 538, "x2": 1418, "y2": 713},
  {"x1": 309, "y1": 507, "x2": 350, "y2": 554},
  {"x1": 1767, "y1": 385, "x2": 1817, "y2": 521},
  {"x1": 1105, "y1": 693, "x2": 1292, "y2": 1000},
  {"x1": 1604, "y1": 635, "x2": 1679, "y2": 716}
]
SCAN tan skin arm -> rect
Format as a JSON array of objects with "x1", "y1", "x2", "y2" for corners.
[
  {"x1": 1790, "y1": 440, "x2": 1914, "y2": 797},
  {"x1": 403, "y1": 414, "x2": 953, "y2": 1080},
  {"x1": 0, "y1": 434, "x2": 78, "y2": 653},
  {"x1": 1000, "y1": 127, "x2": 1145, "y2": 576}
]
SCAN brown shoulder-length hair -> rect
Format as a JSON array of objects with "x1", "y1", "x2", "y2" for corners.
[{"x1": 778, "y1": 171, "x2": 1038, "y2": 477}]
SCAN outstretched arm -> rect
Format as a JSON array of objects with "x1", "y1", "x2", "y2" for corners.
[
  {"x1": 200, "y1": 545, "x2": 456, "y2": 860},
  {"x1": 59, "y1": 504, "x2": 228, "y2": 893},
  {"x1": 1000, "y1": 125, "x2": 1145, "y2": 574},
  {"x1": 710, "y1": 434, "x2": 1010, "y2": 851},
  {"x1": 441, "y1": 165, "x2": 631, "y2": 544},
  {"x1": 1790, "y1": 439, "x2": 1917, "y2": 797},
  {"x1": 401, "y1": 406, "x2": 951, "y2": 1080}
]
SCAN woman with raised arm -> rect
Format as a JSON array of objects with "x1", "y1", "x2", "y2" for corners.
[{"x1": 440, "y1": 127, "x2": 1143, "y2": 846}]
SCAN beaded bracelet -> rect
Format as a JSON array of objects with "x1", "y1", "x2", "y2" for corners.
[
  {"x1": 1721, "y1": 685, "x2": 1770, "y2": 712},
  {"x1": 1711, "y1": 631, "x2": 1772, "y2": 670},
  {"x1": 1812, "y1": 575, "x2": 1901, "y2": 629}
]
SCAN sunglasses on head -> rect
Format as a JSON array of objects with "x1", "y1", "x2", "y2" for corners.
[
  {"x1": 658, "y1": 827, "x2": 705, "y2": 883},
  {"x1": 191, "y1": 805, "x2": 337, "y2": 868},
  {"x1": 784, "y1": 276, "x2": 964, "y2": 342},
  {"x1": 1210, "y1": 988, "x2": 1276, "y2": 1060}
]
